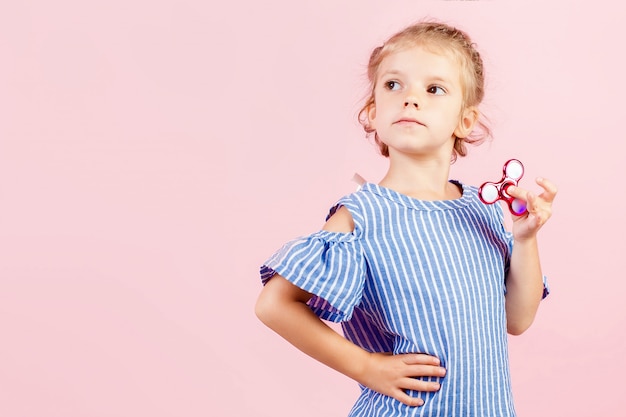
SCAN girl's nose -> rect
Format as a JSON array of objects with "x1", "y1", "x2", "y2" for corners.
[{"x1": 404, "y1": 99, "x2": 419, "y2": 108}]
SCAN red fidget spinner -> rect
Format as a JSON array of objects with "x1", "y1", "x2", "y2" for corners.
[{"x1": 478, "y1": 159, "x2": 528, "y2": 215}]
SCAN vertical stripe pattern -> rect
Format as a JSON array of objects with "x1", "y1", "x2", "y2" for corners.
[{"x1": 261, "y1": 181, "x2": 546, "y2": 416}]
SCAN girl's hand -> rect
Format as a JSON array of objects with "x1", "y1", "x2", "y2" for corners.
[
  {"x1": 507, "y1": 177, "x2": 558, "y2": 241},
  {"x1": 358, "y1": 352, "x2": 446, "y2": 407}
]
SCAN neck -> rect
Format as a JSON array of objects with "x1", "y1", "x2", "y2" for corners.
[{"x1": 378, "y1": 152, "x2": 459, "y2": 201}]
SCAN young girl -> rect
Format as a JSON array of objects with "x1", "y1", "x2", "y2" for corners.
[{"x1": 256, "y1": 21, "x2": 557, "y2": 416}]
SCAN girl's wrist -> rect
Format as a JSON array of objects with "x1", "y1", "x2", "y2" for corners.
[
  {"x1": 513, "y1": 234, "x2": 537, "y2": 245},
  {"x1": 348, "y1": 350, "x2": 374, "y2": 386}
]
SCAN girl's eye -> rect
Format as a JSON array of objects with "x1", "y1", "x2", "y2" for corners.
[
  {"x1": 427, "y1": 85, "x2": 446, "y2": 95},
  {"x1": 384, "y1": 80, "x2": 401, "y2": 91}
]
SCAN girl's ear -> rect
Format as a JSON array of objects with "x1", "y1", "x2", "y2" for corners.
[
  {"x1": 367, "y1": 102, "x2": 377, "y2": 129},
  {"x1": 454, "y1": 106, "x2": 479, "y2": 138}
]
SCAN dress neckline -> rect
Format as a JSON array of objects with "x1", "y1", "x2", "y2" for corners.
[{"x1": 360, "y1": 180, "x2": 473, "y2": 211}]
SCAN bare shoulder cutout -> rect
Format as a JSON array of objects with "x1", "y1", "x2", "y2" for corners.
[{"x1": 322, "y1": 205, "x2": 355, "y2": 233}]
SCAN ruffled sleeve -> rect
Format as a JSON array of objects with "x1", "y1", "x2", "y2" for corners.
[{"x1": 260, "y1": 230, "x2": 365, "y2": 322}]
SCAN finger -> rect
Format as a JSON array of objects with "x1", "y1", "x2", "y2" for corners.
[
  {"x1": 393, "y1": 389, "x2": 424, "y2": 407},
  {"x1": 402, "y1": 353, "x2": 441, "y2": 366},
  {"x1": 406, "y1": 364, "x2": 447, "y2": 378},
  {"x1": 402, "y1": 377, "x2": 442, "y2": 392},
  {"x1": 526, "y1": 193, "x2": 551, "y2": 226},
  {"x1": 504, "y1": 185, "x2": 528, "y2": 202},
  {"x1": 536, "y1": 177, "x2": 558, "y2": 203},
  {"x1": 526, "y1": 192, "x2": 539, "y2": 214},
  {"x1": 508, "y1": 178, "x2": 558, "y2": 205},
  {"x1": 524, "y1": 193, "x2": 542, "y2": 223}
]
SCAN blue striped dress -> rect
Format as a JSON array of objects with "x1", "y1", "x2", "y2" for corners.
[{"x1": 260, "y1": 181, "x2": 545, "y2": 416}]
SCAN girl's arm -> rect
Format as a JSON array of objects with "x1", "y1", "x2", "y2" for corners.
[
  {"x1": 255, "y1": 207, "x2": 446, "y2": 406},
  {"x1": 504, "y1": 177, "x2": 557, "y2": 335}
]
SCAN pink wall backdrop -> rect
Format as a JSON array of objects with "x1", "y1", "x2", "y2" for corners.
[{"x1": 1, "y1": 1, "x2": 624, "y2": 416}]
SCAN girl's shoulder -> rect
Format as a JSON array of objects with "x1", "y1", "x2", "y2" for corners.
[
  {"x1": 323, "y1": 205, "x2": 354, "y2": 233},
  {"x1": 324, "y1": 186, "x2": 371, "y2": 233}
]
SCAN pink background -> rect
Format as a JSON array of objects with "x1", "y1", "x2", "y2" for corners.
[{"x1": 1, "y1": 1, "x2": 624, "y2": 416}]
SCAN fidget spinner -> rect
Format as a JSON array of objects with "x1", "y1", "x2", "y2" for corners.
[{"x1": 478, "y1": 159, "x2": 528, "y2": 215}]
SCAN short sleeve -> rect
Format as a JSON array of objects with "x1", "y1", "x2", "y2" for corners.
[{"x1": 260, "y1": 230, "x2": 366, "y2": 322}]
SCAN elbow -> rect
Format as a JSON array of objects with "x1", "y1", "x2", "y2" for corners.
[
  {"x1": 255, "y1": 274, "x2": 311, "y2": 329},
  {"x1": 507, "y1": 318, "x2": 534, "y2": 336},
  {"x1": 507, "y1": 326, "x2": 526, "y2": 336},
  {"x1": 255, "y1": 285, "x2": 284, "y2": 329},
  {"x1": 255, "y1": 292, "x2": 274, "y2": 326}
]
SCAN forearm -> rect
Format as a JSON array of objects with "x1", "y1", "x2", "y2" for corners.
[
  {"x1": 255, "y1": 275, "x2": 370, "y2": 383},
  {"x1": 505, "y1": 236, "x2": 544, "y2": 335},
  {"x1": 504, "y1": 178, "x2": 557, "y2": 335}
]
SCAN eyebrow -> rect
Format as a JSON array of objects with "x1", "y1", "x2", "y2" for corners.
[
  {"x1": 378, "y1": 69, "x2": 404, "y2": 78},
  {"x1": 378, "y1": 70, "x2": 452, "y2": 85},
  {"x1": 426, "y1": 76, "x2": 452, "y2": 85}
]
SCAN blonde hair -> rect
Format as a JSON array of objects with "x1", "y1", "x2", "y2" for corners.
[{"x1": 358, "y1": 21, "x2": 492, "y2": 161}]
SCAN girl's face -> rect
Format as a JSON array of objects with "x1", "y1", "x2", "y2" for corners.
[{"x1": 368, "y1": 45, "x2": 477, "y2": 160}]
